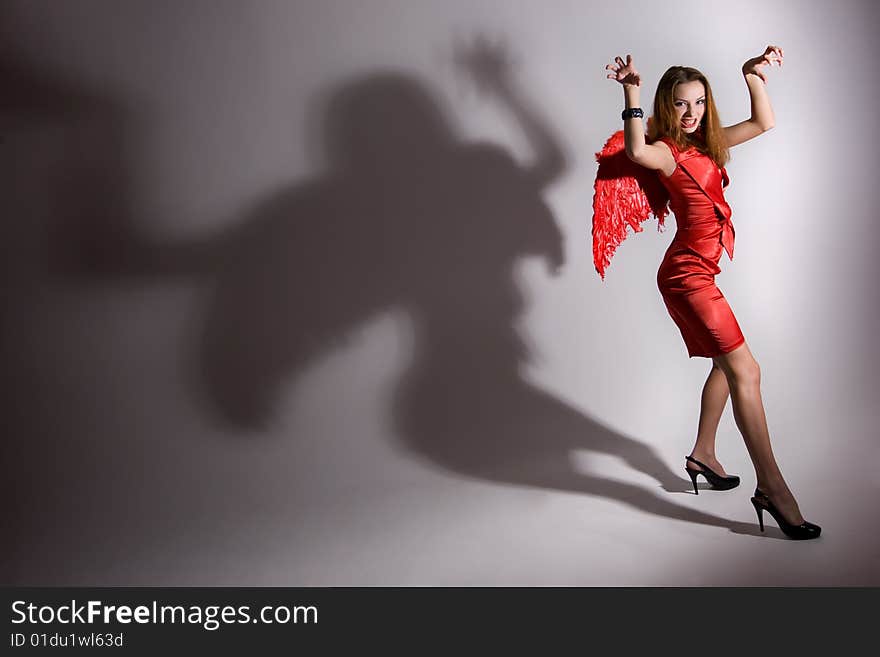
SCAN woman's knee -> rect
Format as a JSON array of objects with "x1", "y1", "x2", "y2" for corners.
[
  {"x1": 714, "y1": 351, "x2": 760, "y2": 387},
  {"x1": 731, "y1": 358, "x2": 760, "y2": 387}
]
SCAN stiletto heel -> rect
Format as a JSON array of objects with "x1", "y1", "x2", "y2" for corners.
[
  {"x1": 750, "y1": 488, "x2": 821, "y2": 540},
  {"x1": 684, "y1": 455, "x2": 740, "y2": 493},
  {"x1": 687, "y1": 467, "x2": 700, "y2": 495},
  {"x1": 750, "y1": 497, "x2": 764, "y2": 532}
]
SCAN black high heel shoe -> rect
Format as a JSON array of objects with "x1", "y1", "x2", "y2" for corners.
[
  {"x1": 684, "y1": 455, "x2": 740, "y2": 494},
  {"x1": 750, "y1": 488, "x2": 821, "y2": 540}
]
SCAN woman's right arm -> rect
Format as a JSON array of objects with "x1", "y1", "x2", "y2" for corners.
[{"x1": 606, "y1": 54, "x2": 673, "y2": 172}]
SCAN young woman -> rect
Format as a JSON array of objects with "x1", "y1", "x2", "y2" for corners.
[{"x1": 603, "y1": 46, "x2": 820, "y2": 539}]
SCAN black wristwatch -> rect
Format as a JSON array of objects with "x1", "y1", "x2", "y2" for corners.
[{"x1": 621, "y1": 107, "x2": 644, "y2": 120}]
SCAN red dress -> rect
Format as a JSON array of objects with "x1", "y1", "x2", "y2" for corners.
[{"x1": 655, "y1": 137, "x2": 745, "y2": 358}]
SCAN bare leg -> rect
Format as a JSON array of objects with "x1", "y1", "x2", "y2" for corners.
[
  {"x1": 686, "y1": 363, "x2": 732, "y2": 476},
  {"x1": 712, "y1": 342, "x2": 805, "y2": 525}
]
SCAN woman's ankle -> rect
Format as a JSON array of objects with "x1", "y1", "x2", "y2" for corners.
[
  {"x1": 755, "y1": 476, "x2": 791, "y2": 499},
  {"x1": 688, "y1": 449, "x2": 718, "y2": 463}
]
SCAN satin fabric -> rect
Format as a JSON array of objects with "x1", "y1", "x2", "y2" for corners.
[{"x1": 656, "y1": 137, "x2": 745, "y2": 358}]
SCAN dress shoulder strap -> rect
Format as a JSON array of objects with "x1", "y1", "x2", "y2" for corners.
[{"x1": 658, "y1": 136, "x2": 705, "y2": 164}]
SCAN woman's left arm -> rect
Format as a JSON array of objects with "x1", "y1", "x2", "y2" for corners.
[{"x1": 723, "y1": 45, "x2": 783, "y2": 148}]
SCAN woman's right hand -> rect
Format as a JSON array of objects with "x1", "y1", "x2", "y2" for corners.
[{"x1": 605, "y1": 54, "x2": 641, "y2": 87}]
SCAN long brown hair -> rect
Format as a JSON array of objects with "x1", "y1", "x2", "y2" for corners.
[{"x1": 647, "y1": 66, "x2": 729, "y2": 168}]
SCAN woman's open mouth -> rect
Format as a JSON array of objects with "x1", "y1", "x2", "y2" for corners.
[{"x1": 682, "y1": 118, "x2": 698, "y2": 128}]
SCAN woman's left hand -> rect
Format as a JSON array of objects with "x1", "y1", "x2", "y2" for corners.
[{"x1": 742, "y1": 45, "x2": 784, "y2": 82}]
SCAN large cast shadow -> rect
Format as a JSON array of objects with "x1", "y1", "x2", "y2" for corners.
[
  {"x1": 4, "y1": 28, "x2": 752, "y2": 538},
  {"x1": 194, "y1": 41, "x2": 749, "y2": 533}
]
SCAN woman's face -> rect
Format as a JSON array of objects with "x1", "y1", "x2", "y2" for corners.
[{"x1": 673, "y1": 80, "x2": 706, "y2": 133}]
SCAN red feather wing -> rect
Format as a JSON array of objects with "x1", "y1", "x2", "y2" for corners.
[{"x1": 591, "y1": 130, "x2": 670, "y2": 280}]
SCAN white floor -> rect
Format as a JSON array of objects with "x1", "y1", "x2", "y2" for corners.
[{"x1": 6, "y1": 289, "x2": 877, "y2": 587}]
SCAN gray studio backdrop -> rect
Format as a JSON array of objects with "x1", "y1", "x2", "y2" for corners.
[{"x1": 4, "y1": 0, "x2": 878, "y2": 585}]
